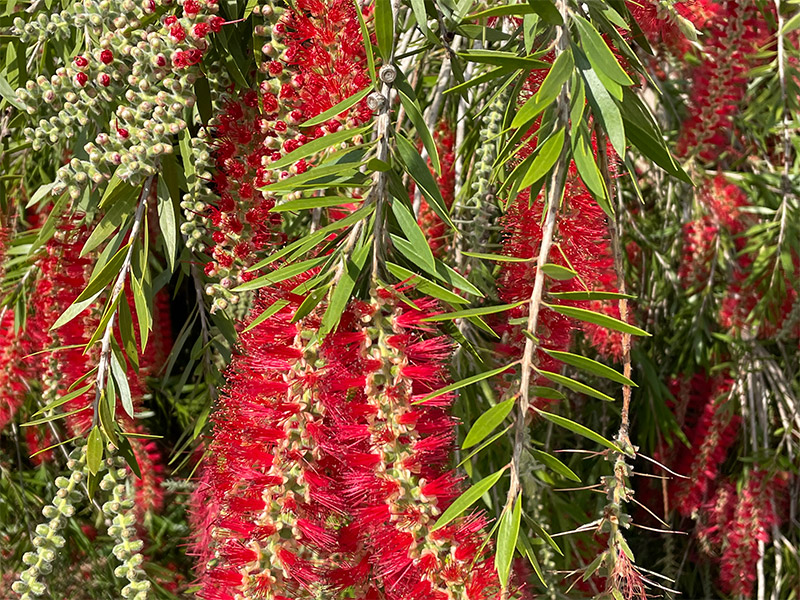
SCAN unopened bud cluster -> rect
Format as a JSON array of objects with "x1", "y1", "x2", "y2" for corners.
[
  {"x1": 14, "y1": 0, "x2": 223, "y2": 198},
  {"x1": 12, "y1": 443, "x2": 86, "y2": 600},
  {"x1": 100, "y1": 451, "x2": 151, "y2": 600},
  {"x1": 188, "y1": 1, "x2": 372, "y2": 311},
  {"x1": 455, "y1": 93, "x2": 504, "y2": 262}
]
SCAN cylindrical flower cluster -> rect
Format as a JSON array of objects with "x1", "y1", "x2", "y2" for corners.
[{"x1": 195, "y1": 284, "x2": 504, "y2": 599}]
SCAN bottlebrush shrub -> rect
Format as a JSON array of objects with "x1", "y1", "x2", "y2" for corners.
[
  {"x1": 3, "y1": 0, "x2": 799, "y2": 599},
  {"x1": 194, "y1": 284, "x2": 504, "y2": 599}
]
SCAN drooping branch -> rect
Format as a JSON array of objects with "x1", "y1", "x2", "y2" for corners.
[
  {"x1": 90, "y1": 176, "x2": 153, "y2": 428},
  {"x1": 503, "y1": 0, "x2": 572, "y2": 589}
]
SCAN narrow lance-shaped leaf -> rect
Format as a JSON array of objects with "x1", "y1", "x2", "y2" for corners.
[
  {"x1": 395, "y1": 133, "x2": 454, "y2": 229},
  {"x1": 530, "y1": 448, "x2": 581, "y2": 482},
  {"x1": 542, "y1": 348, "x2": 637, "y2": 386},
  {"x1": 544, "y1": 302, "x2": 650, "y2": 336},
  {"x1": 462, "y1": 397, "x2": 516, "y2": 449},
  {"x1": 432, "y1": 467, "x2": 507, "y2": 531},
  {"x1": 534, "y1": 408, "x2": 623, "y2": 453},
  {"x1": 416, "y1": 362, "x2": 518, "y2": 404},
  {"x1": 496, "y1": 494, "x2": 523, "y2": 586},
  {"x1": 535, "y1": 367, "x2": 615, "y2": 402}
]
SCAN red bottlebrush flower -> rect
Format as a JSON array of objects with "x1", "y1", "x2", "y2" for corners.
[
  {"x1": 669, "y1": 374, "x2": 739, "y2": 517},
  {"x1": 0, "y1": 308, "x2": 31, "y2": 432},
  {"x1": 675, "y1": 2, "x2": 773, "y2": 163},
  {"x1": 195, "y1": 285, "x2": 502, "y2": 599},
  {"x1": 73, "y1": 55, "x2": 89, "y2": 69},
  {"x1": 74, "y1": 72, "x2": 88, "y2": 87},
  {"x1": 194, "y1": 284, "x2": 346, "y2": 599},
  {"x1": 719, "y1": 471, "x2": 783, "y2": 597},
  {"x1": 99, "y1": 49, "x2": 114, "y2": 64}
]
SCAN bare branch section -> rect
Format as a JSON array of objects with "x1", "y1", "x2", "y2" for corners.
[{"x1": 503, "y1": 0, "x2": 571, "y2": 590}]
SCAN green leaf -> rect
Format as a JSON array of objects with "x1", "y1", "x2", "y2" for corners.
[
  {"x1": 432, "y1": 467, "x2": 507, "y2": 530},
  {"x1": 411, "y1": 0, "x2": 428, "y2": 35},
  {"x1": 395, "y1": 133, "x2": 454, "y2": 229},
  {"x1": 375, "y1": 0, "x2": 393, "y2": 60},
  {"x1": 542, "y1": 349, "x2": 636, "y2": 386},
  {"x1": 782, "y1": 11, "x2": 800, "y2": 34},
  {"x1": 534, "y1": 47, "x2": 573, "y2": 104},
  {"x1": 497, "y1": 495, "x2": 522, "y2": 587},
  {"x1": 300, "y1": 87, "x2": 373, "y2": 128},
  {"x1": 573, "y1": 15, "x2": 633, "y2": 86},
  {"x1": 522, "y1": 510, "x2": 564, "y2": 555},
  {"x1": 269, "y1": 125, "x2": 372, "y2": 170},
  {"x1": 541, "y1": 263, "x2": 577, "y2": 280},
  {"x1": 445, "y1": 66, "x2": 517, "y2": 96},
  {"x1": 0, "y1": 71, "x2": 25, "y2": 110},
  {"x1": 243, "y1": 0, "x2": 259, "y2": 18},
  {"x1": 458, "y1": 425, "x2": 512, "y2": 467},
  {"x1": 527, "y1": 0, "x2": 563, "y2": 24},
  {"x1": 459, "y1": 49, "x2": 550, "y2": 70},
  {"x1": 397, "y1": 89, "x2": 441, "y2": 175},
  {"x1": 194, "y1": 75, "x2": 212, "y2": 125},
  {"x1": 292, "y1": 287, "x2": 328, "y2": 323},
  {"x1": 531, "y1": 386, "x2": 566, "y2": 400},
  {"x1": 320, "y1": 242, "x2": 370, "y2": 337},
  {"x1": 24, "y1": 405, "x2": 91, "y2": 427},
  {"x1": 51, "y1": 291, "x2": 104, "y2": 331},
  {"x1": 251, "y1": 204, "x2": 375, "y2": 270},
  {"x1": 233, "y1": 256, "x2": 328, "y2": 292},
  {"x1": 547, "y1": 290, "x2": 636, "y2": 301},
  {"x1": 578, "y1": 53, "x2": 625, "y2": 159},
  {"x1": 260, "y1": 162, "x2": 363, "y2": 192},
  {"x1": 116, "y1": 436, "x2": 142, "y2": 479},
  {"x1": 422, "y1": 301, "x2": 526, "y2": 322},
  {"x1": 367, "y1": 157, "x2": 391, "y2": 172},
  {"x1": 519, "y1": 128, "x2": 565, "y2": 188},
  {"x1": 110, "y1": 351, "x2": 134, "y2": 417},
  {"x1": 465, "y1": 3, "x2": 536, "y2": 20},
  {"x1": 130, "y1": 275, "x2": 152, "y2": 352},
  {"x1": 535, "y1": 368, "x2": 615, "y2": 402},
  {"x1": 530, "y1": 448, "x2": 580, "y2": 482},
  {"x1": 392, "y1": 199, "x2": 435, "y2": 271},
  {"x1": 242, "y1": 299, "x2": 290, "y2": 333},
  {"x1": 25, "y1": 182, "x2": 56, "y2": 209},
  {"x1": 272, "y1": 196, "x2": 360, "y2": 212},
  {"x1": 572, "y1": 127, "x2": 611, "y2": 214},
  {"x1": 534, "y1": 408, "x2": 622, "y2": 452},
  {"x1": 99, "y1": 380, "x2": 118, "y2": 446},
  {"x1": 462, "y1": 251, "x2": 530, "y2": 263},
  {"x1": 463, "y1": 397, "x2": 515, "y2": 449},
  {"x1": 33, "y1": 384, "x2": 94, "y2": 416},
  {"x1": 517, "y1": 533, "x2": 546, "y2": 585},
  {"x1": 73, "y1": 243, "x2": 130, "y2": 305},
  {"x1": 544, "y1": 303, "x2": 650, "y2": 336},
  {"x1": 157, "y1": 176, "x2": 178, "y2": 274},
  {"x1": 417, "y1": 362, "x2": 517, "y2": 404},
  {"x1": 352, "y1": 0, "x2": 376, "y2": 81},
  {"x1": 87, "y1": 426, "x2": 104, "y2": 475},
  {"x1": 386, "y1": 262, "x2": 469, "y2": 305},
  {"x1": 83, "y1": 185, "x2": 139, "y2": 257},
  {"x1": 392, "y1": 236, "x2": 485, "y2": 298}
]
